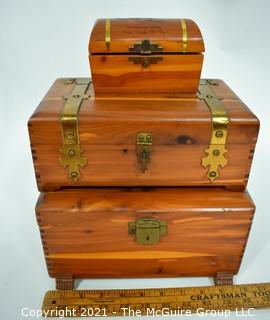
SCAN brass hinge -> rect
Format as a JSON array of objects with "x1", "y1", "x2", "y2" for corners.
[
  {"x1": 128, "y1": 218, "x2": 167, "y2": 245},
  {"x1": 198, "y1": 79, "x2": 229, "y2": 182},
  {"x1": 59, "y1": 78, "x2": 91, "y2": 182},
  {"x1": 136, "y1": 132, "x2": 152, "y2": 173}
]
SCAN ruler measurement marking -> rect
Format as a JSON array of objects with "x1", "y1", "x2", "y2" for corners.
[{"x1": 42, "y1": 283, "x2": 270, "y2": 317}]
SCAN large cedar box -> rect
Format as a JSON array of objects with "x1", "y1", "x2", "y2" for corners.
[
  {"x1": 28, "y1": 78, "x2": 259, "y2": 191},
  {"x1": 36, "y1": 187, "x2": 255, "y2": 287}
]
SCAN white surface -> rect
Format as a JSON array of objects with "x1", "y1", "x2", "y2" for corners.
[{"x1": 0, "y1": 0, "x2": 270, "y2": 319}]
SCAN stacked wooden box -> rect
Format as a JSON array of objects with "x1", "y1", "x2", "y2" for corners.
[{"x1": 28, "y1": 19, "x2": 259, "y2": 289}]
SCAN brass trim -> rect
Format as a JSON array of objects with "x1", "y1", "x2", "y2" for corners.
[
  {"x1": 181, "y1": 19, "x2": 188, "y2": 51},
  {"x1": 59, "y1": 78, "x2": 91, "y2": 182},
  {"x1": 136, "y1": 132, "x2": 152, "y2": 173},
  {"x1": 198, "y1": 80, "x2": 229, "y2": 182},
  {"x1": 105, "y1": 18, "x2": 110, "y2": 49}
]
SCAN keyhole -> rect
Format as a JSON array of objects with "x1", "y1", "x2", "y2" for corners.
[{"x1": 146, "y1": 235, "x2": 150, "y2": 241}]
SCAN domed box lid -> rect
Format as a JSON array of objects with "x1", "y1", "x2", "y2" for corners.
[{"x1": 89, "y1": 18, "x2": 205, "y2": 54}]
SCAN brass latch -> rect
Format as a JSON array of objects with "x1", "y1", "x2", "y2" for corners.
[
  {"x1": 136, "y1": 132, "x2": 152, "y2": 173},
  {"x1": 129, "y1": 40, "x2": 163, "y2": 55},
  {"x1": 198, "y1": 80, "x2": 229, "y2": 182},
  {"x1": 128, "y1": 218, "x2": 167, "y2": 245},
  {"x1": 128, "y1": 56, "x2": 163, "y2": 69},
  {"x1": 128, "y1": 40, "x2": 163, "y2": 68},
  {"x1": 59, "y1": 78, "x2": 91, "y2": 182}
]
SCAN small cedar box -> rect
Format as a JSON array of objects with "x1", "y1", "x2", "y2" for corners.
[
  {"x1": 28, "y1": 78, "x2": 259, "y2": 192},
  {"x1": 36, "y1": 187, "x2": 255, "y2": 288},
  {"x1": 89, "y1": 18, "x2": 204, "y2": 95}
]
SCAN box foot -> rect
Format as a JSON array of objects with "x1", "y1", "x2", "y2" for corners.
[
  {"x1": 56, "y1": 274, "x2": 74, "y2": 290},
  {"x1": 215, "y1": 272, "x2": 234, "y2": 286}
]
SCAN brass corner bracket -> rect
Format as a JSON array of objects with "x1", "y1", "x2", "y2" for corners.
[
  {"x1": 59, "y1": 78, "x2": 91, "y2": 182},
  {"x1": 198, "y1": 79, "x2": 229, "y2": 182}
]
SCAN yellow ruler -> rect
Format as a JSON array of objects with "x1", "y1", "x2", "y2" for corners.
[{"x1": 42, "y1": 283, "x2": 270, "y2": 317}]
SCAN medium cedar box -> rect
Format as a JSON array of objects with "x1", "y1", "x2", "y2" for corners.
[
  {"x1": 89, "y1": 18, "x2": 204, "y2": 95},
  {"x1": 36, "y1": 187, "x2": 255, "y2": 288},
  {"x1": 28, "y1": 78, "x2": 259, "y2": 191}
]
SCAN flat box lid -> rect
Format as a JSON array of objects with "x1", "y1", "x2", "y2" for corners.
[
  {"x1": 89, "y1": 18, "x2": 205, "y2": 53},
  {"x1": 29, "y1": 78, "x2": 259, "y2": 147},
  {"x1": 37, "y1": 188, "x2": 254, "y2": 213}
]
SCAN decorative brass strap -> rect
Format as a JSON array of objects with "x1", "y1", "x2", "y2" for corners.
[
  {"x1": 198, "y1": 79, "x2": 229, "y2": 182},
  {"x1": 181, "y1": 19, "x2": 188, "y2": 51},
  {"x1": 136, "y1": 132, "x2": 152, "y2": 173},
  {"x1": 105, "y1": 19, "x2": 110, "y2": 49},
  {"x1": 59, "y1": 78, "x2": 91, "y2": 182}
]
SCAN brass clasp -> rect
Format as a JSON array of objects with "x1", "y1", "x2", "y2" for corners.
[
  {"x1": 129, "y1": 39, "x2": 163, "y2": 55},
  {"x1": 128, "y1": 40, "x2": 163, "y2": 68},
  {"x1": 128, "y1": 218, "x2": 167, "y2": 245},
  {"x1": 128, "y1": 56, "x2": 163, "y2": 68},
  {"x1": 136, "y1": 132, "x2": 152, "y2": 172}
]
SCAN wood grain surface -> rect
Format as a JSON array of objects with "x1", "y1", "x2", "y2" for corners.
[
  {"x1": 36, "y1": 187, "x2": 255, "y2": 279},
  {"x1": 28, "y1": 79, "x2": 259, "y2": 191},
  {"x1": 89, "y1": 54, "x2": 203, "y2": 95}
]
